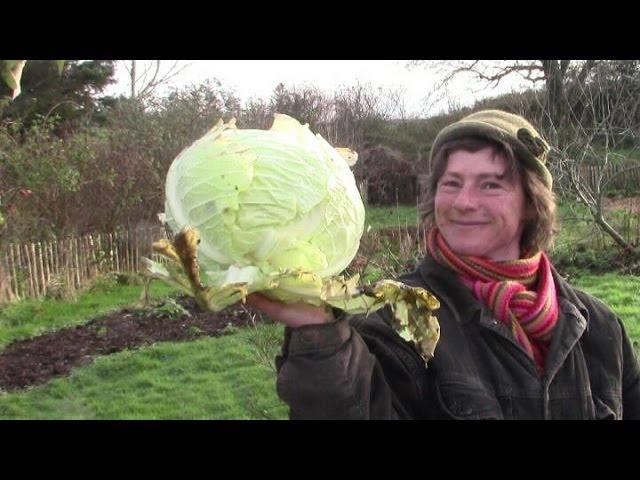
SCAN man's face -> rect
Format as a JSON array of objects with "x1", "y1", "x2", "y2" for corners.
[{"x1": 434, "y1": 147, "x2": 528, "y2": 261}]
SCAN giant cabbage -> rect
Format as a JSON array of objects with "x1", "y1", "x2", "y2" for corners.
[{"x1": 143, "y1": 114, "x2": 440, "y2": 362}]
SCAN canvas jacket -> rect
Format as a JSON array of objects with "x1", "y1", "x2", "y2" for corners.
[{"x1": 275, "y1": 256, "x2": 640, "y2": 419}]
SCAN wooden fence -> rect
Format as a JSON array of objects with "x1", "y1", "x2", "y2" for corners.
[
  {"x1": 0, "y1": 226, "x2": 169, "y2": 302},
  {"x1": 577, "y1": 164, "x2": 640, "y2": 192}
]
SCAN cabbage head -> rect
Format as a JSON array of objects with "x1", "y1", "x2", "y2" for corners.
[
  {"x1": 163, "y1": 114, "x2": 365, "y2": 299},
  {"x1": 142, "y1": 114, "x2": 441, "y2": 362}
]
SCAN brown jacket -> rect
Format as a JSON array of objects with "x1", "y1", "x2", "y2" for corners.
[{"x1": 275, "y1": 256, "x2": 640, "y2": 419}]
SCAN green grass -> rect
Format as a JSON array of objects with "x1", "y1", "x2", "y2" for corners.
[
  {"x1": 553, "y1": 202, "x2": 594, "y2": 247},
  {"x1": 0, "y1": 323, "x2": 288, "y2": 419},
  {"x1": 554, "y1": 201, "x2": 640, "y2": 251},
  {"x1": 572, "y1": 273, "x2": 640, "y2": 343},
  {"x1": 0, "y1": 279, "x2": 176, "y2": 349},
  {"x1": 0, "y1": 271, "x2": 636, "y2": 419},
  {"x1": 365, "y1": 205, "x2": 419, "y2": 230},
  {"x1": 0, "y1": 272, "x2": 636, "y2": 419}
]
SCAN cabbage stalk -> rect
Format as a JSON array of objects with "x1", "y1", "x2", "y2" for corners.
[{"x1": 142, "y1": 114, "x2": 440, "y2": 362}]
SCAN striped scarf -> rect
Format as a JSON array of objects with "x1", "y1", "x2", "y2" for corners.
[{"x1": 427, "y1": 228, "x2": 559, "y2": 373}]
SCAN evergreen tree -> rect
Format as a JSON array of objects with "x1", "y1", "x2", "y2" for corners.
[{"x1": 0, "y1": 60, "x2": 116, "y2": 134}]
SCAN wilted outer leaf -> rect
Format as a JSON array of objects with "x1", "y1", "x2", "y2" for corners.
[{"x1": 144, "y1": 227, "x2": 442, "y2": 363}]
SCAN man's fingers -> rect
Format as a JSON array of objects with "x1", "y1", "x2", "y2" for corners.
[
  {"x1": 245, "y1": 293, "x2": 329, "y2": 328},
  {"x1": 245, "y1": 293, "x2": 283, "y2": 316}
]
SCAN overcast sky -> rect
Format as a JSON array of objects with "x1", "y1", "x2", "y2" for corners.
[{"x1": 105, "y1": 60, "x2": 529, "y2": 117}]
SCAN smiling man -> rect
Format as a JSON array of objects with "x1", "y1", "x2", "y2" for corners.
[
  {"x1": 248, "y1": 109, "x2": 640, "y2": 420},
  {"x1": 433, "y1": 145, "x2": 527, "y2": 261}
]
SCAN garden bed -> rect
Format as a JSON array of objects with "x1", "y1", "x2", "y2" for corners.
[{"x1": 0, "y1": 296, "x2": 258, "y2": 392}]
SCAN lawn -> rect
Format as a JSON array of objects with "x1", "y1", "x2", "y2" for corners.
[
  {"x1": 365, "y1": 204, "x2": 420, "y2": 230},
  {"x1": 572, "y1": 273, "x2": 640, "y2": 342},
  {"x1": 0, "y1": 323, "x2": 287, "y2": 419},
  {"x1": 0, "y1": 269, "x2": 637, "y2": 419}
]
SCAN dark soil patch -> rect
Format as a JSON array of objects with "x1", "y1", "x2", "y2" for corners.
[{"x1": 0, "y1": 296, "x2": 259, "y2": 392}]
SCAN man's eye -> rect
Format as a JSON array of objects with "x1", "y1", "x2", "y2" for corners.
[
  {"x1": 441, "y1": 181, "x2": 460, "y2": 188},
  {"x1": 482, "y1": 182, "x2": 501, "y2": 190}
]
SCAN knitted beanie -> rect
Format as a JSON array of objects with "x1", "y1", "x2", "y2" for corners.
[{"x1": 430, "y1": 110, "x2": 553, "y2": 189}]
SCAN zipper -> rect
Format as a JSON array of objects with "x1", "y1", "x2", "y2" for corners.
[
  {"x1": 477, "y1": 308, "x2": 542, "y2": 379},
  {"x1": 542, "y1": 376, "x2": 551, "y2": 419},
  {"x1": 477, "y1": 308, "x2": 549, "y2": 418}
]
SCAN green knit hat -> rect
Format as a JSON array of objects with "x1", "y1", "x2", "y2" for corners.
[{"x1": 430, "y1": 109, "x2": 553, "y2": 189}]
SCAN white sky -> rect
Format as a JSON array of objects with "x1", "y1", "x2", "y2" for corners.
[{"x1": 105, "y1": 60, "x2": 529, "y2": 117}]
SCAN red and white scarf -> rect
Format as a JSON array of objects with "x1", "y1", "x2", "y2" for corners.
[{"x1": 427, "y1": 228, "x2": 559, "y2": 373}]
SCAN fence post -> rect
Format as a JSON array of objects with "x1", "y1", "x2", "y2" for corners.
[
  {"x1": 15, "y1": 243, "x2": 23, "y2": 298},
  {"x1": 9, "y1": 244, "x2": 19, "y2": 300},
  {"x1": 73, "y1": 237, "x2": 80, "y2": 289},
  {"x1": 24, "y1": 244, "x2": 35, "y2": 298},
  {"x1": 36, "y1": 242, "x2": 46, "y2": 297},
  {"x1": 64, "y1": 238, "x2": 72, "y2": 292}
]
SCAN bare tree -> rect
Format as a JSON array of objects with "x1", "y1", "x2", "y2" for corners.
[
  {"x1": 327, "y1": 83, "x2": 383, "y2": 146},
  {"x1": 410, "y1": 60, "x2": 639, "y2": 253},
  {"x1": 238, "y1": 97, "x2": 272, "y2": 129},
  {"x1": 409, "y1": 60, "x2": 600, "y2": 137},
  {"x1": 268, "y1": 83, "x2": 332, "y2": 131},
  {"x1": 543, "y1": 62, "x2": 640, "y2": 252},
  {"x1": 122, "y1": 60, "x2": 189, "y2": 102}
]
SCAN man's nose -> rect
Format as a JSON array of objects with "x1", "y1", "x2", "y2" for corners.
[{"x1": 452, "y1": 185, "x2": 478, "y2": 210}]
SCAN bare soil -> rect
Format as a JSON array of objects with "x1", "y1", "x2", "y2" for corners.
[{"x1": 0, "y1": 296, "x2": 258, "y2": 392}]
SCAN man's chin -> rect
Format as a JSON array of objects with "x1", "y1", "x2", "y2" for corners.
[
  {"x1": 442, "y1": 240, "x2": 486, "y2": 257},
  {"x1": 451, "y1": 247, "x2": 485, "y2": 257}
]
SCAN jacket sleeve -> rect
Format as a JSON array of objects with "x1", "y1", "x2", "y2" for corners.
[
  {"x1": 275, "y1": 309, "x2": 430, "y2": 420},
  {"x1": 620, "y1": 318, "x2": 640, "y2": 419}
]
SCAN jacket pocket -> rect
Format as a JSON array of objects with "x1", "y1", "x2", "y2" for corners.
[
  {"x1": 592, "y1": 391, "x2": 622, "y2": 420},
  {"x1": 435, "y1": 379, "x2": 504, "y2": 420}
]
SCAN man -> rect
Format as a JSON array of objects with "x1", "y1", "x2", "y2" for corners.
[{"x1": 247, "y1": 110, "x2": 640, "y2": 419}]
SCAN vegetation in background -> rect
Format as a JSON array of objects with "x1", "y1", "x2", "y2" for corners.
[{"x1": 1, "y1": 60, "x2": 115, "y2": 133}]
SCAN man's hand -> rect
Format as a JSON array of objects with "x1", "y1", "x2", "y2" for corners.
[{"x1": 245, "y1": 293, "x2": 333, "y2": 328}]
